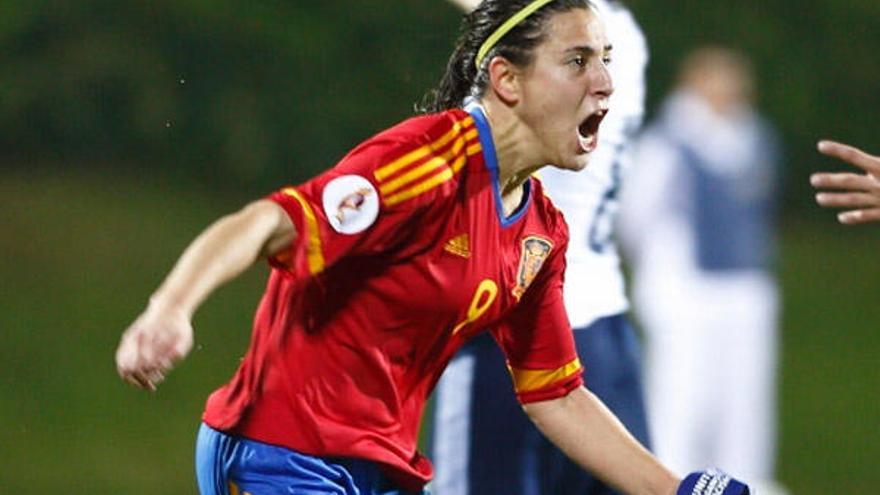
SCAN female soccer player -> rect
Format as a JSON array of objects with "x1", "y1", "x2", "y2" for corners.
[
  {"x1": 430, "y1": 1, "x2": 652, "y2": 494},
  {"x1": 115, "y1": 1, "x2": 748, "y2": 494}
]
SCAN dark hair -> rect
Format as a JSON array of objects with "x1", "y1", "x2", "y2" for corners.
[{"x1": 419, "y1": 0, "x2": 593, "y2": 113}]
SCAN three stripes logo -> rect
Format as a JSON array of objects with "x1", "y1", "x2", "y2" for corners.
[{"x1": 373, "y1": 115, "x2": 482, "y2": 207}]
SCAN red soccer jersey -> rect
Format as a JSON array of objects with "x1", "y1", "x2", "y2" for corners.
[{"x1": 202, "y1": 106, "x2": 583, "y2": 490}]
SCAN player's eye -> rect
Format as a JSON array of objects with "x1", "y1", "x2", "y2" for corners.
[
  {"x1": 602, "y1": 55, "x2": 612, "y2": 66},
  {"x1": 568, "y1": 55, "x2": 586, "y2": 68}
]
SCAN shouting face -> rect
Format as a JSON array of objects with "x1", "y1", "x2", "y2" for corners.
[{"x1": 513, "y1": 7, "x2": 614, "y2": 171}]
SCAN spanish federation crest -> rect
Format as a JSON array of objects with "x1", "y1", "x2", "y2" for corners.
[{"x1": 512, "y1": 236, "x2": 554, "y2": 300}]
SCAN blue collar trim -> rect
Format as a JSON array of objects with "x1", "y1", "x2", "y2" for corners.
[{"x1": 464, "y1": 102, "x2": 532, "y2": 228}]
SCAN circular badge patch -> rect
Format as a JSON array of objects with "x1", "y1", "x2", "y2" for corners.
[{"x1": 322, "y1": 175, "x2": 380, "y2": 234}]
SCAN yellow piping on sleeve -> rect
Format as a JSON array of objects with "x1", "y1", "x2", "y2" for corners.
[
  {"x1": 281, "y1": 188, "x2": 326, "y2": 275},
  {"x1": 508, "y1": 358, "x2": 582, "y2": 393}
]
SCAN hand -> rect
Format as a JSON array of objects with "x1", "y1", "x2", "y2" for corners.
[
  {"x1": 115, "y1": 300, "x2": 194, "y2": 391},
  {"x1": 811, "y1": 139, "x2": 880, "y2": 224}
]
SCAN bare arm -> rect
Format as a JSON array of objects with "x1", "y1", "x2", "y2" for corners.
[
  {"x1": 523, "y1": 386, "x2": 679, "y2": 495},
  {"x1": 446, "y1": 0, "x2": 480, "y2": 11},
  {"x1": 811, "y1": 139, "x2": 880, "y2": 224},
  {"x1": 115, "y1": 199, "x2": 295, "y2": 390}
]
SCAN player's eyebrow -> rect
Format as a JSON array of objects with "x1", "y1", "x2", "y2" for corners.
[{"x1": 564, "y1": 44, "x2": 613, "y2": 56}]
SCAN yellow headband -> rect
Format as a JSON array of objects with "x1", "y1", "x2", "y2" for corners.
[{"x1": 474, "y1": 0, "x2": 555, "y2": 70}]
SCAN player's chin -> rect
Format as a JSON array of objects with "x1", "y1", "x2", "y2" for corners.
[
  {"x1": 557, "y1": 150, "x2": 592, "y2": 171},
  {"x1": 571, "y1": 154, "x2": 592, "y2": 171}
]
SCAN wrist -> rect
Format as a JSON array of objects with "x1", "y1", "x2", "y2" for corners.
[
  {"x1": 148, "y1": 293, "x2": 193, "y2": 321},
  {"x1": 676, "y1": 469, "x2": 750, "y2": 495}
]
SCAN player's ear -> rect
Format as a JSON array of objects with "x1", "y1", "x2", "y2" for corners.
[{"x1": 487, "y1": 56, "x2": 521, "y2": 105}]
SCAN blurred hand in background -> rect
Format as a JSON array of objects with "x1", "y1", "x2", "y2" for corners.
[{"x1": 812, "y1": 140, "x2": 880, "y2": 225}]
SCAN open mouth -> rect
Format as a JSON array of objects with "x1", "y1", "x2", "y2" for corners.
[{"x1": 577, "y1": 109, "x2": 608, "y2": 153}]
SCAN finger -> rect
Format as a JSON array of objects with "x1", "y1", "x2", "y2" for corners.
[
  {"x1": 815, "y1": 192, "x2": 880, "y2": 209},
  {"x1": 839, "y1": 208, "x2": 880, "y2": 225},
  {"x1": 149, "y1": 342, "x2": 185, "y2": 372},
  {"x1": 136, "y1": 330, "x2": 157, "y2": 366},
  {"x1": 132, "y1": 370, "x2": 158, "y2": 391},
  {"x1": 136, "y1": 331, "x2": 175, "y2": 371},
  {"x1": 818, "y1": 140, "x2": 880, "y2": 175},
  {"x1": 158, "y1": 356, "x2": 174, "y2": 372},
  {"x1": 146, "y1": 369, "x2": 166, "y2": 386},
  {"x1": 121, "y1": 369, "x2": 154, "y2": 391},
  {"x1": 810, "y1": 172, "x2": 877, "y2": 191}
]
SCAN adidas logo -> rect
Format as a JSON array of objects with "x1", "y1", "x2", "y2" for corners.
[{"x1": 443, "y1": 234, "x2": 471, "y2": 258}]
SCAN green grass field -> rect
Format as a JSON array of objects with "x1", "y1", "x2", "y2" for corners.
[{"x1": 1, "y1": 169, "x2": 878, "y2": 493}]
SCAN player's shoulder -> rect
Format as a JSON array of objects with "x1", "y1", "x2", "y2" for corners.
[
  {"x1": 349, "y1": 109, "x2": 474, "y2": 157},
  {"x1": 336, "y1": 109, "x2": 479, "y2": 211},
  {"x1": 384, "y1": 109, "x2": 474, "y2": 142}
]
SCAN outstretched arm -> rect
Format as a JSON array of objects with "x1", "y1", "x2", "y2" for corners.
[
  {"x1": 524, "y1": 386, "x2": 679, "y2": 495},
  {"x1": 811, "y1": 139, "x2": 880, "y2": 225},
  {"x1": 115, "y1": 199, "x2": 294, "y2": 390}
]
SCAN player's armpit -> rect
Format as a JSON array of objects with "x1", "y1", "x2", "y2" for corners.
[{"x1": 252, "y1": 199, "x2": 297, "y2": 259}]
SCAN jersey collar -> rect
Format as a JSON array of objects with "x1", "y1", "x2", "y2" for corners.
[{"x1": 464, "y1": 100, "x2": 533, "y2": 228}]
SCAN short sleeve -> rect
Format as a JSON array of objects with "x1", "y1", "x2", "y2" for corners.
[
  {"x1": 267, "y1": 139, "x2": 424, "y2": 279},
  {"x1": 491, "y1": 235, "x2": 583, "y2": 404},
  {"x1": 266, "y1": 111, "x2": 476, "y2": 280}
]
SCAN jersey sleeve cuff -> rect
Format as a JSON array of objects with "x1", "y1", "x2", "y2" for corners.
[
  {"x1": 266, "y1": 188, "x2": 326, "y2": 276},
  {"x1": 516, "y1": 372, "x2": 583, "y2": 404},
  {"x1": 510, "y1": 358, "x2": 584, "y2": 404}
]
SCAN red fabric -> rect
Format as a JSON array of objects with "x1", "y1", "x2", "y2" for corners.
[{"x1": 202, "y1": 109, "x2": 582, "y2": 490}]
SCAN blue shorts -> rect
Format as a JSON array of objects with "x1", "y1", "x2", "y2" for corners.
[
  {"x1": 195, "y1": 423, "x2": 426, "y2": 495},
  {"x1": 430, "y1": 313, "x2": 650, "y2": 495}
]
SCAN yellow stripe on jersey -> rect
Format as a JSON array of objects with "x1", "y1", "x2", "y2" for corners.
[
  {"x1": 281, "y1": 187, "x2": 326, "y2": 275},
  {"x1": 383, "y1": 150, "x2": 470, "y2": 207},
  {"x1": 466, "y1": 142, "x2": 483, "y2": 157},
  {"x1": 508, "y1": 358, "x2": 582, "y2": 393},
  {"x1": 451, "y1": 148, "x2": 469, "y2": 173},
  {"x1": 464, "y1": 127, "x2": 482, "y2": 156},
  {"x1": 373, "y1": 116, "x2": 475, "y2": 181},
  {"x1": 379, "y1": 134, "x2": 468, "y2": 196},
  {"x1": 384, "y1": 167, "x2": 455, "y2": 207}
]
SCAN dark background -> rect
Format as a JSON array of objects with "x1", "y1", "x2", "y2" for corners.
[{"x1": 2, "y1": 1, "x2": 879, "y2": 493}]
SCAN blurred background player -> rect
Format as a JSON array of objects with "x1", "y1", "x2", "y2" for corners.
[
  {"x1": 812, "y1": 140, "x2": 880, "y2": 224},
  {"x1": 431, "y1": 1, "x2": 651, "y2": 494},
  {"x1": 618, "y1": 46, "x2": 788, "y2": 495}
]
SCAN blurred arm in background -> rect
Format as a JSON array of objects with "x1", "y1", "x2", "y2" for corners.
[
  {"x1": 445, "y1": 0, "x2": 479, "y2": 10},
  {"x1": 812, "y1": 140, "x2": 880, "y2": 224}
]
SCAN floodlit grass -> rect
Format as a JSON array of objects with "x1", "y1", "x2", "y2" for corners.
[
  {"x1": 1, "y1": 170, "x2": 878, "y2": 493},
  {"x1": 776, "y1": 218, "x2": 880, "y2": 493},
  {"x1": 0, "y1": 168, "x2": 264, "y2": 494}
]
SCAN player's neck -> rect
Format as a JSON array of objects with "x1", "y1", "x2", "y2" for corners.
[{"x1": 481, "y1": 98, "x2": 544, "y2": 216}]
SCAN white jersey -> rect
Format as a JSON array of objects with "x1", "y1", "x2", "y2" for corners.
[{"x1": 538, "y1": 0, "x2": 648, "y2": 328}]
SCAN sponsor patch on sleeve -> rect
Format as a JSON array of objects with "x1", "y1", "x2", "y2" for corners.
[{"x1": 322, "y1": 175, "x2": 380, "y2": 234}]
